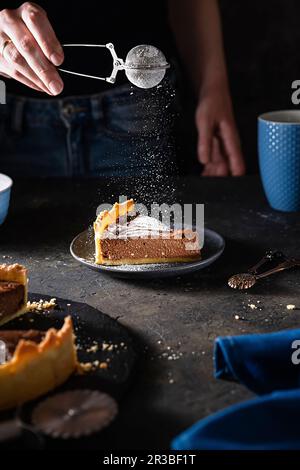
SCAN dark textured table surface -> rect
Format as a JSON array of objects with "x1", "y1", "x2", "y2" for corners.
[{"x1": 0, "y1": 176, "x2": 299, "y2": 449}]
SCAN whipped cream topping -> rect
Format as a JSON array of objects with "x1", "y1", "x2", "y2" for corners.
[{"x1": 104, "y1": 215, "x2": 171, "y2": 239}]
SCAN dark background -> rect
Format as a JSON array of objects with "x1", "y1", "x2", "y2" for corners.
[{"x1": 219, "y1": 0, "x2": 300, "y2": 173}]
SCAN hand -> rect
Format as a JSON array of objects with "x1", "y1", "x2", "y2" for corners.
[
  {"x1": 0, "y1": 2, "x2": 64, "y2": 95},
  {"x1": 196, "y1": 86, "x2": 245, "y2": 176}
]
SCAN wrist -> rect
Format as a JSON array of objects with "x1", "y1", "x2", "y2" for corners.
[{"x1": 198, "y1": 73, "x2": 230, "y2": 99}]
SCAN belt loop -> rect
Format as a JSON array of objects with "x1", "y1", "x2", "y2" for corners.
[{"x1": 11, "y1": 98, "x2": 25, "y2": 133}]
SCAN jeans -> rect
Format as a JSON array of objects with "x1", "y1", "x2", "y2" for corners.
[{"x1": 0, "y1": 81, "x2": 178, "y2": 178}]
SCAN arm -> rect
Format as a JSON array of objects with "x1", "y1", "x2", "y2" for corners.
[{"x1": 168, "y1": 0, "x2": 245, "y2": 176}]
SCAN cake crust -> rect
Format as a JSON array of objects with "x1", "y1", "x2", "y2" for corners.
[
  {"x1": 0, "y1": 263, "x2": 27, "y2": 285},
  {"x1": 94, "y1": 200, "x2": 135, "y2": 264}
]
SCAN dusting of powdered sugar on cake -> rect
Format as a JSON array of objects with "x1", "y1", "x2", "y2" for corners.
[{"x1": 105, "y1": 215, "x2": 170, "y2": 239}]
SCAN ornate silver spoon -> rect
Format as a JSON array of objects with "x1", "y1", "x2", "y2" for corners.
[
  {"x1": 228, "y1": 257, "x2": 300, "y2": 290},
  {"x1": 228, "y1": 250, "x2": 283, "y2": 289}
]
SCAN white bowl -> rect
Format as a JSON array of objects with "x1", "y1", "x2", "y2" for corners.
[{"x1": 0, "y1": 174, "x2": 13, "y2": 225}]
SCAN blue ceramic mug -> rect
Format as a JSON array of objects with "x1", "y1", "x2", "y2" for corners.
[
  {"x1": 258, "y1": 111, "x2": 300, "y2": 212},
  {"x1": 0, "y1": 174, "x2": 13, "y2": 225}
]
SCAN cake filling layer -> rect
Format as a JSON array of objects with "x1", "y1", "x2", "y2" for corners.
[
  {"x1": 0, "y1": 281, "x2": 25, "y2": 321},
  {"x1": 100, "y1": 236, "x2": 200, "y2": 262},
  {"x1": 0, "y1": 330, "x2": 45, "y2": 361}
]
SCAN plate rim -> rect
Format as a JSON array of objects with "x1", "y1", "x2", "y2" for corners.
[{"x1": 70, "y1": 227, "x2": 225, "y2": 278}]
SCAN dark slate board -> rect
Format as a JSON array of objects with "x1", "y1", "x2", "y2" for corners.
[
  {"x1": 0, "y1": 294, "x2": 138, "y2": 449},
  {"x1": 1, "y1": 293, "x2": 138, "y2": 400}
]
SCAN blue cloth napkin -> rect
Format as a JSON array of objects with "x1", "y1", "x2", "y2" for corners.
[
  {"x1": 215, "y1": 328, "x2": 300, "y2": 394},
  {"x1": 172, "y1": 328, "x2": 300, "y2": 450}
]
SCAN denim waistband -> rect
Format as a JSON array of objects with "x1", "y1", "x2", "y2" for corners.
[
  {"x1": 2, "y1": 70, "x2": 178, "y2": 133},
  {"x1": 5, "y1": 85, "x2": 133, "y2": 131}
]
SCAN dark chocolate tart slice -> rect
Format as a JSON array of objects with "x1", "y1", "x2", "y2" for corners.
[
  {"x1": 0, "y1": 264, "x2": 28, "y2": 326},
  {"x1": 94, "y1": 200, "x2": 201, "y2": 265}
]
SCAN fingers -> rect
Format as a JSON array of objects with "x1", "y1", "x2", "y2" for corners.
[
  {"x1": 202, "y1": 137, "x2": 230, "y2": 177},
  {"x1": 11, "y1": 69, "x2": 44, "y2": 91},
  {"x1": 0, "y1": 6, "x2": 64, "y2": 95},
  {"x1": 1, "y1": 35, "x2": 51, "y2": 93},
  {"x1": 0, "y1": 60, "x2": 43, "y2": 92},
  {"x1": 220, "y1": 120, "x2": 246, "y2": 176},
  {"x1": 0, "y1": 70, "x2": 11, "y2": 78},
  {"x1": 211, "y1": 137, "x2": 230, "y2": 176},
  {"x1": 19, "y1": 2, "x2": 64, "y2": 66},
  {"x1": 196, "y1": 111, "x2": 214, "y2": 165}
]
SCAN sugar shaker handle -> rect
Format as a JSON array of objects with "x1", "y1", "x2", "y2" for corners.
[{"x1": 58, "y1": 43, "x2": 124, "y2": 83}]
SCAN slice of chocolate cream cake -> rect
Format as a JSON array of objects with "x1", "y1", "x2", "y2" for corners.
[
  {"x1": 94, "y1": 200, "x2": 201, "y2": 265},
  {"x1": 0, "y1": 264, "x2": 28, "y2": 326}
]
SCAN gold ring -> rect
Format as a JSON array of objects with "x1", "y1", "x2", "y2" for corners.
[{"x1": 1, "y1": 39, "x2": 12, "y2": 57}]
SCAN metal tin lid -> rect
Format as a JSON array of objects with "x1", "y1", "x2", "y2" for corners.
[{"x1": 32, "y1": 389, "x2": 118, "y2": 439}]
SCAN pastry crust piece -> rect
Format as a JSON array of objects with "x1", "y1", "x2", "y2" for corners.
[
  {"x1": 0, "y1": 316, "x2": 77, "y2": 411},
  {"x1": 94, "y1": 199, "x2": 135, "y2": 264},
  {"x1": 0, "y1": 264, "x2": 28, "y2": 327}
]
